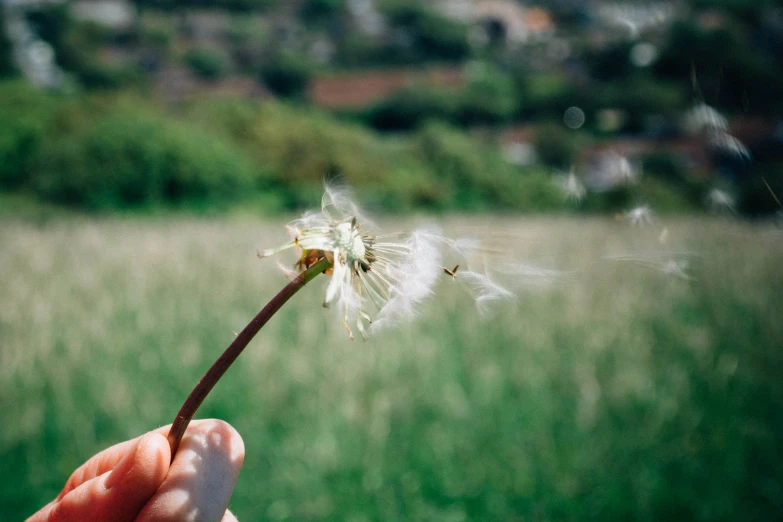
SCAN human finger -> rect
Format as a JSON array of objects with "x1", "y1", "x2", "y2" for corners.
[
  {"x1": 136, "y1": 419, "x2": 245, "y2": 522},
  {"x1": 30, "y1": 432, "x2": 170, "y2": 522}
]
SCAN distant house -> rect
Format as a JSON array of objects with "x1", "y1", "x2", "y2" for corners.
[
  {"x1": 308, "y1": 67, "x2": 464, "y2": 109},
  {"x1": 70, "y1": 0, "x2": 136, "y2": 30},
  {"x1": 593, "y1": 1, "x2": 678, "y2": 39},
  {"x1": 434, "y1": 0, "x2": 555, "y2": 47},
  {"x1": 179, "y1": 10, "x2": 232, "y2": 43},
  {"x1": 580, "y1": 138, "x2": 712, "y2": 190}
]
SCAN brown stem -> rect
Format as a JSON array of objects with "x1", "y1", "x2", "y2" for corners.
[{"x1": 166, "y1": 257, "x2": 331, "y2": 460}]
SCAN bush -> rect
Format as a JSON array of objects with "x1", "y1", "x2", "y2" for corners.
[
  {"x1": 259, "y1": 52, "x2": 313, "y2": 98},
  {"x1": 184, "y1": 48, "x2": 229, "y2": 81},
  {"x1": 33, "y1": 110, "x2": 260, "y2": 209},
  {"x1": 533, "y1": 121, "x2": 581, "y2": 169},
  {"x1": 0, "y1": 82, "x2": 58, "y2": 188},
  {"x1": 180, "y1": 97, "x2": 436, "y2": 209},
  {"x1": 0, "y1": 8, "x2": 15, "y2": 77},
  {"x1": 381, "y1": 2, "x2": 470, "y2": 62},
  {"x1": 642, "y1": 152, "x2": 689, "y2": 186},
  {"x1": 364, "y1": 85, "x2": 460, "y2": 131},
  {"x1": 300, "y1": 0, "x2": 344, "y2": 22},
  {"x1": 655, "y1": 21, "x2": 783, "y2": 115},
  {"x1": 362, "y1": 66, "x2": 519, "y2": 131},
  {"x1": 411, "y1": 122, "x2": 564, "y2": 211},
  {"x1": 457, "y1": 64, "x2": 519, "y2": 126}
]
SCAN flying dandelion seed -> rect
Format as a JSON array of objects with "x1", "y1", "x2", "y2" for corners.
[
  {"x1": 620, "y1": 205, "x2": 654, "y2": 227},
  {"x1": 604, "y1": 252, "x2": 696, "y2": 280},
  {"x1": 658, "y1": 228, "x2": 669, "y2": 245},
  {"x1": 708, "y1": 131, "x2": 751, "y2": 161},
  {"x1": 685, "y1": 103, "x2": 728, "y2": 133},
  {"x1": 684, "y1": 103, "x2": 750, "y2": 161},
  {"x1": 707, "y1": 188, "x2": 736, "y2": 214},
  {"x1": 604, "y1": 153, "x2": 638, "y2": 186},
  {"x1": 257, "y1": 183, "x2": 527, "y2": 338},
  {"x1": 660, "y1": 259, "x2": 692, "y2": 280},
  {"x1": 454, "y1": 270, "x2": 516, "y2": 317},
  {"x1": 555, "y1": 170, "x2": 586, "y2": 202},
  {"x1": 495, "y1": 262, "x2": 565, "y2": 290}
]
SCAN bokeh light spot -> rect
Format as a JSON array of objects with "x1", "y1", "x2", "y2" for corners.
[{"x1": 564, "y1": 106, "x2": 586, "y2": 129}]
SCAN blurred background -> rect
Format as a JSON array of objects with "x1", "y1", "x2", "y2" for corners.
[
  {"x1": 1, "y1": 0, "x2": 782, "y2": 213},
  {"x1": 1, "y1": 0, "x2": 783, "y2": 520}
]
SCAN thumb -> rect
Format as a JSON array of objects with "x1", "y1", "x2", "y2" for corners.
[{"x1": 47, "y1": 433, "x2": 171, "y2": 522}]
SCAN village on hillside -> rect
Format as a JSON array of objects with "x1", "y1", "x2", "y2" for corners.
[{"x1": 1, "y1": 0, "x2": 782, "y2": 214}]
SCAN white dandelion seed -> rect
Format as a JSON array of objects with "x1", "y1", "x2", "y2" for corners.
[
  {"x1": 495, "y1": 262, "x2": 564, "y2": 290},
  {"x1": 614, "y1": 154, "x2": 638, "y2": 185},
  {"x1": 604, "y1": 251, "x2": 696, "y2": 280},
  {"x1": 685, "y1": 103, "x2": 728, "y2": 133},
  {"x1": 707, "y1": 130, "x2": 751, "y2": 161},
  {"x1": 620, "y1": 205, "x2": 654, "y2": 227},
  {"x1": 555, "y1": 170, "x2": 586, "y2": 202},
  {"x1": 660, "y1": 259, "x2": 692, "y2": 280},
  {"x1": 453, "y1": 270, "x2": 516, "y2": 317},
  {"x1": 658, "y1": 227, "x2": 669, "y2": 245},
  {"x1": 707, "y1": 188, "x2": 736, "y2": 214}
]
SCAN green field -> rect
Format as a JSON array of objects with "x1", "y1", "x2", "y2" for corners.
[{"x1": 2, "y1": 216, "x2": 782, "y2": 521}]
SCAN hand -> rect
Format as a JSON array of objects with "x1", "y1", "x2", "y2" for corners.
[{"x1": 27, "y1": 419, "x2": 245, "y2": 522}]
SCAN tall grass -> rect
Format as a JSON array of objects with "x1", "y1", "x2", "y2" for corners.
[{"x1": 1, "y1": 217, "x2": 782, "y2": 521}]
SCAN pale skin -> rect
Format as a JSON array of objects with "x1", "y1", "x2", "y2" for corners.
[{"x1": 27, "y1": 419, "x2": 245, "y2": 522}]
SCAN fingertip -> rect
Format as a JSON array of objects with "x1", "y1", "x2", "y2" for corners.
[
  {"x1": 133, "y1": 432, "x2": 171, "y2": 488},
  {"x1": 101, "y1": 432, "x2": 170, "y2": 519},
  {"x1": 205, "y1": 419, "x2": 245, "y2": 466},
  {"x1": 105, "y1": 432, "x2": 169, "y2": 491},
  {"x1": 137, "y1": 419, "x2": 245, "y2": 522},
  {"x1": 48, "y1": 432, "x2": 171, "y2": 522}
]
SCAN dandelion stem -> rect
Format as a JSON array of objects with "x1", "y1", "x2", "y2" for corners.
[{"x1": 166, "y1": 257, "x2": 332, "y2": 460}]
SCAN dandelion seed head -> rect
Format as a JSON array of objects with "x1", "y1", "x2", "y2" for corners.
[{"x1": 259, "y1": 183, "x2": 446, "y2": 339}]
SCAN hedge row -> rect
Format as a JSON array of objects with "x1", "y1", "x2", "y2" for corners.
[{"x1": 0, "y1": 80, "x2": 711, "y2": 215}]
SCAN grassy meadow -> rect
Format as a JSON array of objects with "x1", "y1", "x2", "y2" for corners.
[{"x1": 1, "y1": 215, "x2": 782, "y2": 521}]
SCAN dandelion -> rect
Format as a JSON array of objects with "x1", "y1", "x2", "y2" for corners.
[
  {"x1": 619, "y1": 205, "x2": 654, "y2": 227},
  {"x1": 256, "y1": 184, "x2": 535, "y2": 337},
  {"x1": 258, "y1": 185, "x2": 442, "y2": 339},
  {"x1": 166, "y1": 183, "x2": 530, "y2": 458}
]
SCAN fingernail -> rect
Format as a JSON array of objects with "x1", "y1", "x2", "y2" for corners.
[{"x1": 106, "y1": 434, "x2": 146, "y2": 489}]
